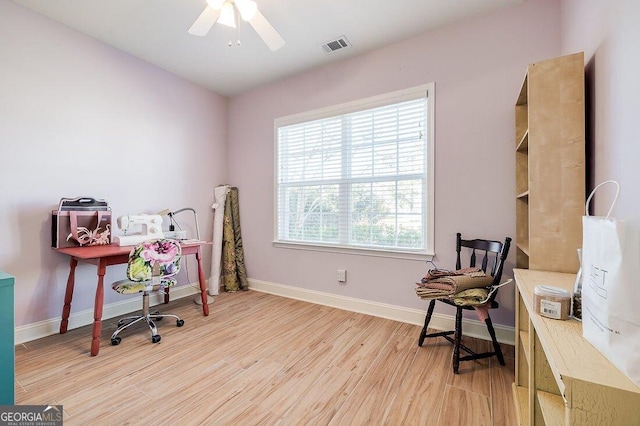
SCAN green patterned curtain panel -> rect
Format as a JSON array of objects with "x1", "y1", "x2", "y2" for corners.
[{"x1": 222, "y1": 187, "x2": 249, "y2": 292}]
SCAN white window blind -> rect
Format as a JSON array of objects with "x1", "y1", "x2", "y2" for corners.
[{"x1": 275, "y1": 84, "x2": 434, "y2": 256}]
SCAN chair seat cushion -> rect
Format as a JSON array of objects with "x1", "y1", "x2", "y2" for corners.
[
  {"x1": 452, "y1": 288, "x2": 489, "y2": 306},
  {"x1": 440, "y1": 297, "x2": 499, "y2": 310},
  {"x1": 112, "y1": 277, "x2": 177, "y2": 294}
]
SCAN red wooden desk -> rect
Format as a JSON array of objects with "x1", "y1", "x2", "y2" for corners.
[{"x1": 55, "y1": 241, "x2": 210, "y2": 356}]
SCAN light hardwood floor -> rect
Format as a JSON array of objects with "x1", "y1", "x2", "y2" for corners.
[{"x1": 15, "y1": 290, "x2": 516, "y2": 425}]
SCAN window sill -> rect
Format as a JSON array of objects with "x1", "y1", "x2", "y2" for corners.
[{"x1": 272, "y1": 240, "x2": 434, "y2": 261}]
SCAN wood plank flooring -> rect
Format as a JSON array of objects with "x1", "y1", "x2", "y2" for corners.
[{"x1": 15, "y1": 290, "x2": 516, "y2": 425}]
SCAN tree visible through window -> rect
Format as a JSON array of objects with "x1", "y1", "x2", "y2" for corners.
[{"x1": 275, "y1": 84, "x2": 434, "y2": 255}]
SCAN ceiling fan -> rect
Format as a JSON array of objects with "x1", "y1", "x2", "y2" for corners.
[{"x1": 189, "y1": 0, "x2": 285, "y2": 51}]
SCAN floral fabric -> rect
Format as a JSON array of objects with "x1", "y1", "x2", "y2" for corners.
[
  {"x1": 112, "y1": 277, "x2": 178, "y2": 294},
  {"x1": 126, "y1": 239, "x2": 181, "y2": 281},
  {"x1": 111, "y1": 239, "x2": 182, "y2": 294}
]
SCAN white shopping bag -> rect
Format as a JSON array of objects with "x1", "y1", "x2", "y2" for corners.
[{"x1": 582, "y1": 180, "x2": 640, "y2": 386}]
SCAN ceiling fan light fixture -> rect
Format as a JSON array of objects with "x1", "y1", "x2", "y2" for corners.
[
  {"x1": 217, "y1": 2, "x2": 236, "y2": 28},
  {"x1": 188, "y1": 0, "x2": 284, "y2": 51},
  {"x1": 234, "y1": 0, "x2": 258, "y2": 21},
  {"x1": 205, "y1": 0, "x2": 226, "y2": 10}
]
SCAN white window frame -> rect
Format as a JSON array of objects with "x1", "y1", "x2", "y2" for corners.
[{"x1": 273, "y1": 83, "x2": 435, "y2": 260}]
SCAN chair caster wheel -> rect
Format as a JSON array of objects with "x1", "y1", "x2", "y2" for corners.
[
  {"x1": 177, "y1": 319, "x2": 185, "y2": 327},
  {"x1": 111, "y1": 337, "x2": 121, "y2": 346},
  {"x1": 152, "y1": 335, "x2": 161, "y2": 343},
  {"x1": 152, "y1": 310, "x2": 163, "y2": 321}
]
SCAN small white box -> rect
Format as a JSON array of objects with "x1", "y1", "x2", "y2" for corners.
[{"x1": 165, "y1": 230, "x2": 187, "y2": 240}]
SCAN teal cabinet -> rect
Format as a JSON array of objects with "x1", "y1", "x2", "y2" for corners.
[{"x1": 0, "y1": 271, "x2": 14, "y2": 405}]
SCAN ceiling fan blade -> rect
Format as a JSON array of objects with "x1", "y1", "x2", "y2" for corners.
[
  {"x1": 188, "y1": 7, "x2": 220, "y2": 36},
  {"x1": 248, "y1": 10, "x2": 285, "y2": 51}
]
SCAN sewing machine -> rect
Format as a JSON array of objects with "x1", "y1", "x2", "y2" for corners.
[{"x1": 113, "y1": 214, "x2": 164, "y2": 246}]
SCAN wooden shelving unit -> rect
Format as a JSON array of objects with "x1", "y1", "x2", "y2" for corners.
[
  {"x1": 515, "y1": 52, "x2": 586, "y2": 273},
  {"x1": 513, "y1": 269, "x2": 640, "y2": 425}
]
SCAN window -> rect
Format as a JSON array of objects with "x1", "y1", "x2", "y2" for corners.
[{"x1": 274, "y1": 84, "x2": 434, "y2": 258}]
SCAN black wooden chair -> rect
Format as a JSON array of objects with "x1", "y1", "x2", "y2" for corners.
[{"x1": 418, "y1": 233, "x2": 511, "y2": 373}]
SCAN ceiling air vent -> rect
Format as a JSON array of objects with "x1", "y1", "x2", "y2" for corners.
[{"x1": 321, "y1": 36, "x2": 351, "y2": 53}]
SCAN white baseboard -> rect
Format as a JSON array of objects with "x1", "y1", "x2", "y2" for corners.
[
  {"x1": 15, "y1": 284, "x2": 201, "y2": 345},
  {"x1": 16, "y1": 279, "x2": 515, "y2": 347},
  {"x1": 248, "y1": 279, "x2": 515, "y2": 346}
]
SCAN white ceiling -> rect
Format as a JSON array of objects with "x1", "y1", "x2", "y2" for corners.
[{"x1": 10, "y1": 0, "x2": 523, "y2": 97}]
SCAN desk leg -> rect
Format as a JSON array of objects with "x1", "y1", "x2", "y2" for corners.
[
  {"x1": 90, "y1": 259, "x2": 107, "y2": 356},
  {"x1": 195, "y1": 247, "x2": 209, "y2": 316},
  {"x1": 60, "y1": 257, "x2": 78, "y2": 334}
]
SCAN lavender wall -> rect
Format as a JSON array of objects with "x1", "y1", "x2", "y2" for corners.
[
  {"x1": 0, "y1": 0, "x2": 227, "y2": 327},
  {"x1": 227, "y1": 0, "x2": 561, "y2": 327},
  {"x1": 0, "y1": 0, "x2": 572, "y2": 333},
  {"x1": 561, "y1": 0, "x2": 640, "y2": 217}
]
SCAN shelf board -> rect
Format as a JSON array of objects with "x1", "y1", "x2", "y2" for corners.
[
  {"x1": 537, "y1": 390, "x2": 565, "y2": 425},
  {"x1": 516, "y1": 129, "x2": 529, "y2": 152},
  {"x1": 519, "y1": 330, "x2": 530, "y2": 366},
  {"x1": 512, "y1": 383, "x2": 530, "y2": 426},
  {"x1": 516, "y1": 190, "x2": 529, "y2": 200},
  {"x1": 517, "y1": 241, "x2": 530, "y2": 256},
  {"x1": 516, "y1": 74, "x2": 528, "y2": 106}
]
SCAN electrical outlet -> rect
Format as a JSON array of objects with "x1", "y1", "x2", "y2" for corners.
[{"x1": 337, "y1": 269, "x2": 347, "y2": 283}]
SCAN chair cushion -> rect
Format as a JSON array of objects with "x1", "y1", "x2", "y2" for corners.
[
  {"x1": 112, "y1": 277, "x2": 177, "y2": 294},
  {"x1": 452, "y1": 288, "x2": 489, "y2": 306}
]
